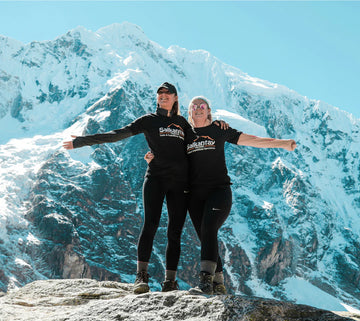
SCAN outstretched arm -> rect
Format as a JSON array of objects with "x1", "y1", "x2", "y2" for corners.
[
  {"x1": 237, "y1": 133, "x2": 296, "y2": 151},
  {"x1": 62, "y1": 124, "x2": 137, "y2": 150}
]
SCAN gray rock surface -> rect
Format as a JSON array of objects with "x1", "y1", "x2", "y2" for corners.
[{"x1": 0, "y1": 279, "x2": 358, "y2": 321}]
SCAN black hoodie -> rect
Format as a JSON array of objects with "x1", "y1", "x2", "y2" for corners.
[{"x1": 73, "y1": 108, "x2": 196, "y2": 182}]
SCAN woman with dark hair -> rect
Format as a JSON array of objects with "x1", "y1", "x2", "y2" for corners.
[
  {"x1": 63, "y1": 82, "x2": 196, "y2": 294},
  {"x1": 146, "y1": 96, "x2": 296, "y2": 295}
]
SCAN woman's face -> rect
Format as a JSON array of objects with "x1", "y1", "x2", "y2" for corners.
[
  {"x1": 157, "y1": 89, "x2": 178, "y2": 110},
  {"x1": 190, "y1": 98, "x2": 210, "y2": 123}
]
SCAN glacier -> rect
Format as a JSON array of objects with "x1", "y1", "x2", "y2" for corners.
[{"x1": 0, "y1": 22, "x2": 359, "y2": 312}]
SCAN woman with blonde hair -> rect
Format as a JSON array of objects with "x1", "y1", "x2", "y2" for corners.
[
  {"x1": 147, "y1": 95, "x2": 296, "y2": 294},
  {"x1": 186, "y1": 96, "x2": 296, "y2": 294}
]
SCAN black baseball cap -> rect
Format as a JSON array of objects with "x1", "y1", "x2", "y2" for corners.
[{"x1": 157, "y1": 82, "x2": 177, "y2": 95}]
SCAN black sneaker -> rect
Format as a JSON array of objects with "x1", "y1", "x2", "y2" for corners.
[
  {"x1": 161, "y1": 280, "x2": 179, "y2": 292},
  {"x1": 133, "y1": 271, "x2": 150, "y2": 294},
  {"x1": 213, "y1": 282, "x2": 227, "y2": 295}
]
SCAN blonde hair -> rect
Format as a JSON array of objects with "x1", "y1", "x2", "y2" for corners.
[{"x1": 188, "y1": 96, "x2": 212, "y2": 126}]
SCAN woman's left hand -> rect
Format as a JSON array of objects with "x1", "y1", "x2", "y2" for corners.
[
  {"x1": 214, "y1": 120, "x2": 229, "y2": 130},
  {"x1": 285, "y1": 140, "x2": 297, "y2": 151}
]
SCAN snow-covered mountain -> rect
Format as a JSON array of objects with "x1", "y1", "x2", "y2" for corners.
[{"x1": 0, "y1": 22, "x2": 359, "y2": 312}]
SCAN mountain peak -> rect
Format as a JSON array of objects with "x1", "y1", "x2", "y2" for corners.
[
  {"x1": 62, "y1": 25, "x2": 100, "y2": 44},
  {"x1": 97, "y1": 22, "x2": 145, "y2": 36},
  {"x1": 0, "y1": 34, "x2": 23, "y2": 50},
  {"x1": 96, "y1": 22, "x2": 149, "y2": 46},
  {"x1": 1, "y1": 22, "x2": 360, "y2": 312}
]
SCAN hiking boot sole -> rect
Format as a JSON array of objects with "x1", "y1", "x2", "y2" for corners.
[
  {"x1": 133, "y1": 283, "x2": 150, "y2": 294},
  {"x1": 213, "y1": 284, "x2": 227, "y2": 295},
  {"x1": 188, "y1": 287, "x2": 213, "y2": 296}
]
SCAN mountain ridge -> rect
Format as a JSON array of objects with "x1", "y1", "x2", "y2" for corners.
[{"x1": 0, "y1": 22, "x2": 359, "y2": 312}]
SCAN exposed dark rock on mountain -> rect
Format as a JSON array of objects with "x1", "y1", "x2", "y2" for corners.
[{"x1": 0, "y1": 23, "x2": 359, "y2": 310}]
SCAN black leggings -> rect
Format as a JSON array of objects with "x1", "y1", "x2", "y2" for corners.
[
  {"x1": 188, "y1": 185, "x2": 232, "y2": 273},
  {"x1": 137, "y1": 176, "x2": 188, "y2": 271}
]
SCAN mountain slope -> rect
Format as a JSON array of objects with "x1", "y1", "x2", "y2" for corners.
[{"x1": 0, "y1": 22, "x2": 359, "y2": 311}]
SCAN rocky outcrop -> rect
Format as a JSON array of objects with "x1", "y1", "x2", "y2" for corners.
[{"x1": 0, "y1": 279, "x2": 358, "y2": 321}]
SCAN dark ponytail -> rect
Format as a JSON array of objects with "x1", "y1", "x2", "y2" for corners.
[{"x1": 172, "y1": 100, "x2": 180, "y2": 115}]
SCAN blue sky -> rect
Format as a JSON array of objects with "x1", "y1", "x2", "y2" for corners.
[{"x1": 1, "y1": 1, "x2": 359, "y2": 118}]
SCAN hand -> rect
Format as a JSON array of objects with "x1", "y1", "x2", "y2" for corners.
[
  {"x1": 214, "y1": 120, "x2": 229, "y2": 130},
  {"x1": 144, "y1": 151, "x2": 154, "y2": 164},
  {"x1": 285, "y1": 139, "x2": 297, "y2": 151},
  {"x1": 62, "y1": 135, "x2": 77, "y2": 150}
]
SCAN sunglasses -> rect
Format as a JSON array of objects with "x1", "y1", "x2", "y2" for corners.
[{"x1": 191, "y1": 103, "x2": 207, "y2": 111}]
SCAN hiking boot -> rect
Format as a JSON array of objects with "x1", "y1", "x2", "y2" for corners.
[
  {"x1": 213, "y1": 282, "x2": 227, "y2": 295},
  {"x1": 161, "y1": 280, "x2": 179, "y2": 292},
  {"x1": 199, "y1": 271, "x2": 214, "y2": 295},
  {"x1": 133, "y1": 271, "x2": 150, "y2": 294}
]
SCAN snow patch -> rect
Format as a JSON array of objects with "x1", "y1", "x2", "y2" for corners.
[
  {"x1": 283, "y1": 277, "x2": 346, "y2": 311},
  {"x1": 15, "y1": 258, "x2": 31, "y2": 268},
  {"x1": 213, "y1": 109, "x2": 267, "y2": 137}
]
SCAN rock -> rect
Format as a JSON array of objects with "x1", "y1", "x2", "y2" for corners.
[{"x1": 0, "y1": 279, "x2": 357, "y2": 321}]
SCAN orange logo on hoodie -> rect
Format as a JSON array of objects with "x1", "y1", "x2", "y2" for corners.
[
  {"x1": 159, "y1": 123, "x2": 185, "y2": 140},
  {"x1": 187, "y1": 135, "x2": 215, "y2": 154}
]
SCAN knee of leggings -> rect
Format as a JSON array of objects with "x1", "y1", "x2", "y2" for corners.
[
  {"x1": 167, "y1": 228, "x2": 182, "y2": 241},
  {"x1": 201, "y1": 226, "x2": 218, "y2": 238},
  {"x1": 142, "y1": 221, "x2": 159, "y2": 237}
]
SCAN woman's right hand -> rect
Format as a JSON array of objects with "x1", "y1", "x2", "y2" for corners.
[
  {"x1": 144, "y1": 151, "x2": 154, "y2": 164},
  {"x1": 63, "y1": 135, "x2": 77, "y2": 150}
]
